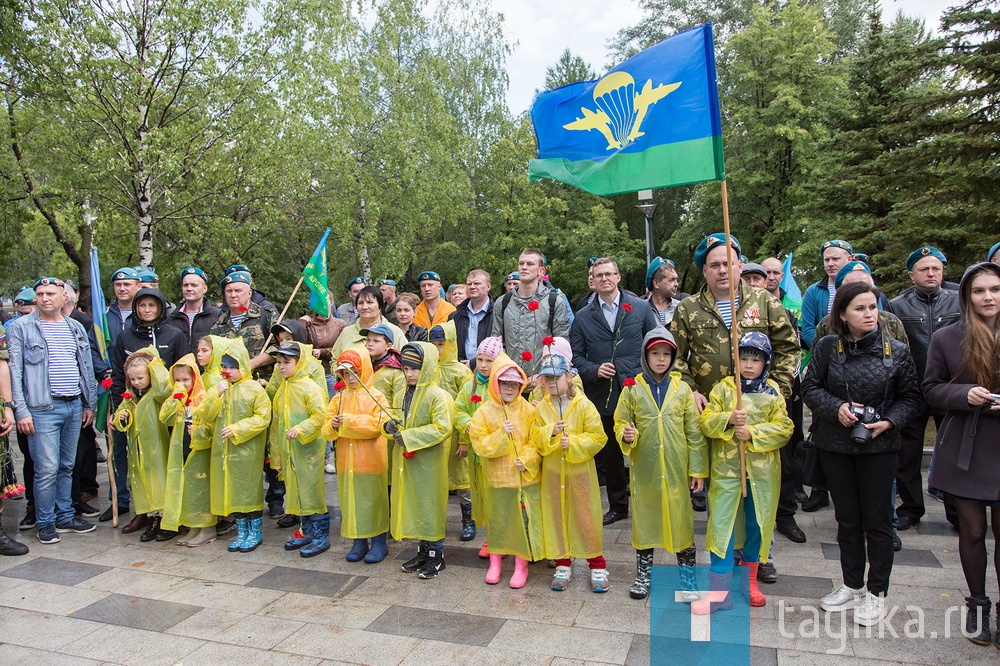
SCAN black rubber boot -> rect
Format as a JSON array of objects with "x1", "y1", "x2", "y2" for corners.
[
  {"x1": 139, "y1": 516, "x2": 161, "y2": 542},
  {"x1": 965, "y1": 596, "x2": 992, "y2": 645},
  {"x1": 417, "y1": 546, "x2": 445, "y2": 579},
  {"x1": 460, "y1": 502, "x2": 476, "y2": 541}
]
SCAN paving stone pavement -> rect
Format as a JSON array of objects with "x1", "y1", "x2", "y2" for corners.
[{"x1": 0, "y1": 454, "x2": 992, "y2": 665}]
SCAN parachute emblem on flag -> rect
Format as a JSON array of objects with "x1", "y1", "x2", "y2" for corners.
[{"x1": 563, "y1": 72, "x2": 682, "y2": 151}]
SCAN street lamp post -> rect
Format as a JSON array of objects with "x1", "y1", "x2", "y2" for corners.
[{"x1": 636, "y1": 201, "x2": 657, "y2": 266}]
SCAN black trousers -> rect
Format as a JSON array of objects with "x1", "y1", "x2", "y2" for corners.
[
  {"x1": 16, "y1": 431, "x2": 33, "y2": 504},
  {"x1": 598, "y1": 414, "x2": 628, "y2": 515},
  {"x1": 777, "y1": 378, "x2": 804, "y2": 522},
  {"x1": 820, "y1": 449, "x2": 897, "y2": 595},
  {"x1": 72, "y1": 425, "x2": 99, "y2": 502},
  {"x1": 895, "y1": 406, "x2": 938, "y2": 522}
]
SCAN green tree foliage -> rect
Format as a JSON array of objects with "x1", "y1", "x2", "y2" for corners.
[{"x1": 543, "y1": 49, "x2": 597, "y2": 89}]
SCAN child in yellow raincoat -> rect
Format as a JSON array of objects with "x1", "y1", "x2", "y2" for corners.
[
  {"x1": 533, "y1": 353, "x2": 609, "y2": 593},
  {"x1": 159, "y1": 354, "x2": 212, "y2": 545},
  {"x1": 188, "y1": 335, "x2": 231, "y2": 541},
  {"x1": 696, "y1": 332, "x2": 793, "y2": 612},
  {"x1": 454, "y1": 336, "x2": 503, "y2": 555},
  {"x1": 429, "y1": 322, "x2": 474, "y2": 541},
  {"x1": 200, "y1": 339, "x2": 272, "y2": 553},
  {"x1": 469, "y1": 355, "x2": 541, "y2": 589},
  {"x1": 322, "y1": 347, "x2": 390, "y2": 563},
  {"x1": 615, "y1": 329, "x2": 708, "y2": 601},
  {"x1": 364, "y1": 323, "x2": 406, "y2": 487},
  {"x1": 113, "y1": 347, "x2": 171, "y2": 542},
  {"x1": 383, "y1": 342, "x2": 453, "y2": 579},
  {"x1": 268, "y1": 342, "x2": 329, "y2": 558}
]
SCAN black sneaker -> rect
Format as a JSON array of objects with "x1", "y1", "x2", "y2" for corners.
[
  {"x1": 37, "y1": 526, "x2": 60, "y2": 544},
  {"x1": 268, "y1": 503, "x2": 285, "y2": 519},
  {"x1": 19, "y1": 509, "x2": 36, "y2": 531},
  {"x1": 417, "y1": 550, "x2": 445, "y2": 579},
  {"x1": 691, "y1": 496, "x2": 707, "y2": 512},
  {"x1": 276, "y1": 513, "x2": 299, "y2": 529},
  {"x1": 56, "y1": 517, "x2": 97, "y2": 534},
  {"x1": 75, "y1": 502, "x2": 100, "y2": 518}
]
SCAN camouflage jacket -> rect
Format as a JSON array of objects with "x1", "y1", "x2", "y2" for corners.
[
  {"x1": 814, "y1": 310, "x2": 909, "y2": 347},
  {"x1": 209, "y1": 302, "x2": 276, "y2": 376},
  {"x1": 671, "y1": 283, "x2": 800, "y2": 399}
]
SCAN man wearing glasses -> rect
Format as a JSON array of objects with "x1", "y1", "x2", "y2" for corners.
[{"x1": 7, "y1": 277, "x2": 98, "y2": 545}]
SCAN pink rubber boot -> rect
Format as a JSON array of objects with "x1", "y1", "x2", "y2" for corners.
[
  {"x1": 509, "y1": 557, "x2": 529, "y2": 589},
  {"x1": 485, "y1": 554, "x2": 503, "y2": 585}
]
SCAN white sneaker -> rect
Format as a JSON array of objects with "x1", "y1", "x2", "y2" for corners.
[
  {"x1": 324, "y1": 462, "x2": 336, "y2": 474},
  {"x1": 820, "y1": 584, "x2": 864, "y2": 612},
  {"x1": 854, "y1": 591, "x2": 886, "y2": 627}
]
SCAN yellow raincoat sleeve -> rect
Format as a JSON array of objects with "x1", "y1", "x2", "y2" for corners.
[
  {"x1": 190, "y1": 387, "x2": 223, "y2": 448},
  {"x1": 517, "y1": 432, "x2": 541, "y2": 479},
  {"x1": 148, "y1": 358, "x2": 172, "y2": 401},
  {"x1": 265, "y1": 371, "x2": 282, "y2": 399},
  {"x1": 700, "y1": 383, "x2": 738, "y2": 441},
  {"x1": 613, "y1": 383, "x2": 639, "y2": 456},
  {"x1": 158, "y1": 388, "x2": 186, "y2": 426},
  {"x1": 746, "y1": 383, "x2": 794, "y2": 454},
  {"x1": 532, "y1": 406, "x2": 563, "y2": 457},
  {"x1": 112, "y1": 399, "x2": 136, "y2": 433},
  {"x1": 401, "y1": 391, "x2": 453, "y2": 453},
  {"x1": 321, "y1": 395, "x2": 342, "y2": 442},
  {"x1": 563, "y1": 397, "x2": 606, "y2": 465},
  {"x1": 680, "y1": 384, "x2": 710, "y2": 479},
  {"x1": 337, "y1": 394, "x2": 386, "y2": 440},
  {"x1": 226, "y1": 389, "x2": 272, "y2": 445}
]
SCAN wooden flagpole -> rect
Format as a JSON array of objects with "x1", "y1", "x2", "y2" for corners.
[
  {"x1": 260, "y1": 275, "x2": 305, "y2": 351},
  {"x1": 720, "y1": 180, "x2": 747, "y2": 497}
]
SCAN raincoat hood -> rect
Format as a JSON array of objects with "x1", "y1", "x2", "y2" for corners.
[
  {"x1": 640, "y1": 328, "x2": 677, "y2": 377},
  {"x1": 170, "y1": 353, "x2": 205, "y2": 406},
  {"x1": 488, "y1": 353, "x2": 528, "y2": 404},
  {"x1": 401, "y1": 342, "x2": 440, "y2": 387},
  {"x1": 282, "y1": 341, "x2": 318, "y2": 381},
  {"x1": 431, "y1": 320, "x2": 459, "y2": 364},
  {"x1": 202, "y1": 335, "x2": 232, "y2": 376},
  {"x1": 123, "y1": 345, "x2": 161, "y2": 392},
  {"x1": 336, "y1": 346, "x2": 374, "y2": 388},
  {"x1": 223, "y1": 338, "x2": 253, "y2": 380},
  {"x1": 131, "y1": 288, "x2": 169, "y2": 332},
  {"x1": 959, "y1": 262, "x2": 1000, "y2": 317}
]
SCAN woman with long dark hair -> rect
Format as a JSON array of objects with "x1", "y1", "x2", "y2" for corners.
[
  {"x1": 923, "y1": 262, "x2": 1000, "y2": 647},
  {"x1": 801, "y1": 281, "x2": 921, "y2": 627}
]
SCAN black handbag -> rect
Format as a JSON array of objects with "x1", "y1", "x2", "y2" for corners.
[{"x1": 792, "y1": 425, "x2": 825, "y2": 488}]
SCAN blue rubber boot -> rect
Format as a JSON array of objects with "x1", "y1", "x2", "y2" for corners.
[
  {"x1": 301, "y1": 513, "x2": 331, "y2": 558},
  {"x1": 364, "y1": 532, "x2": 389, "y2": 563},
  {"x1": 284, "y1": 520, "x2": 313, "y2": 551},
  {"x1": 240, "y1": 515, "x2": 263, "y2": 552},
  {"x1": 346, "y1": 538, "x2": 369, "y2": 562},
  {"x1": 228, "y1": 518, "x2": 248, "y2": 552}
]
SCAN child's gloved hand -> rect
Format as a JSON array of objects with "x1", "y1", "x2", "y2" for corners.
[
  {"x1": 392, "y1": 432, "x2": 405, "y2": 447},
  {"x1": 384, "y1": 419, "x2": 399, "y2": 435}
]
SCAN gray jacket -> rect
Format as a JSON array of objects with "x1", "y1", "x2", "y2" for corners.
[
  {"x1": 6, "y1": 311, "x2": 98, "y2": 420},
  {"x1": 491, "y1": 282, "x2": 571, "y2": 373}
]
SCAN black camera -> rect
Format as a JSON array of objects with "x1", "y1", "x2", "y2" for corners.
[{"x1": 849, "y1": 404, "x2": 881, "y2": 445}]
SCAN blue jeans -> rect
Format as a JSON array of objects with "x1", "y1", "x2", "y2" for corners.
[
  {"x1": 710, "y1": 484, "x2": 762, "y2": 574},
  {"x1": 28, "y1": 398, "x2": 83, "y2": 528},
  {"x1": 108, "y1": 430, "x2": 131, "y2": 505}
]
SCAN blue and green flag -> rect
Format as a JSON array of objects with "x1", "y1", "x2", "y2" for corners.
[
  {"x1": 529, "y1": 23, "x2": 724, "y2": 196},
  {"x1": 779, "y1": 252, "x2": 803, "y2": 318},
  {"x1": 90, "y1": 247, "x2": 112, "y2": 432},
  {"x1": 303, "y1": 228, "x2": 331, "y2": 317}
]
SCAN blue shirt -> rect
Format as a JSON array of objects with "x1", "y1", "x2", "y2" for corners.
[
  {"x1": 599, "y1": 292, "x2": 621, "y2": 331},
  {"x1": 38, "y1": 319, "x2": 82, "y2": 397},
  {"x1": 464, "y1": 300, "x2": 490, "y2": 362},
  {"x1": 715, "y1": 295, "x2": 741, "y2": 329}
]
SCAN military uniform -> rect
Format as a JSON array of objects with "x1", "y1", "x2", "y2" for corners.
[
  {"x1": 671, "y1": 283, "x2": 800, "y2": 398},
  {"x1": 208, "y1": 302, "x2": 275, "y2": 378},
  {"x1": 814, "y1": 311, "x2": 909, "y2": 346}
]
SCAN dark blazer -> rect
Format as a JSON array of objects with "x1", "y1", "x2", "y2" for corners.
[
  {"x1": 570, "y1": 291, "x2": 660, "y2": 415},
  {"x1": 923, "y1": 322, "x2": 1000, "y2": 502},
  {"x1": 450, "y1": 297, "x2": 494, "y2": 362}
]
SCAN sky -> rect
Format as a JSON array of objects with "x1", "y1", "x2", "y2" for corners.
[{"x1": 495, "y1": 0, "x2": 958, "y2": 115}]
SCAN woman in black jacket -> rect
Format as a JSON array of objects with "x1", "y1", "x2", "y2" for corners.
[
  {"x1": 802, "y1": 282, "x2": 921, "y2": 628},
  {"x1": 923, "y1": 262, "x2": 1000, "y2": 646}
]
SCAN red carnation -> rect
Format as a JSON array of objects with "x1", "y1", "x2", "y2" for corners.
[
  {"x1": 237, "y1": 305, "x2": 248, "y2": 313},
  {"x1": 470, "y1": 394, "x2": 482, "y2": 403},
  {"x1": 402, "y1": 450, "x2": 416, "y2": 459},
  {"x1": 121, "y1": 392, "x2": 133, "y2": 400},
  {"x1": 100, "y1": 377, "x2": 113, "y2": 390},
  {"x1": 623, "y1": 378, "x2": 637, "y2": 387},
  {"x1": 622, "y1": 303, "x2": 633, "y2": 313},
  {"x1": 542, "y1": 336, "x2": 555, "y2": 346},
  {"x1": 521, "y1": 351, "x2": 533, "y2": 362},
  {"x1": 334, "y1": 381, "x2": 346, "y2": 391},
  {"x1": 527, "y1": 300, "x2": 540, "y2": 312},
  {"x1": 173, "y1": 392, "x2": 185, "y2": 400}
]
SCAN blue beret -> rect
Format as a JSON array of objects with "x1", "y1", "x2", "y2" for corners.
[
  {"x1": 693, "y1": 233, "x2": 742, "y2": 271},
  {"x1": 379, "y1": 279, "x2": 396, "y2": 287},
  {"x1": 835, "y1": 261, "x2": 871, "y2": 289},
  {"x1": 505, "y1": 271, "x2": 520, "y2": 282},
  {"x1": 226, "y1": 264, "x2": 251, "y2": 276},
  {"x1": 181, "y1": 266, "x2": 208, "y2": 283},
  {"x1": 32, "y1": 277, "x2": 65, "y2": 290},
  {"x1": 987, "y1": 242, "x2": 1000, "y2": 263},
  {"x1": 645, "y1": 256, "x2": 676, "y2": 291},
  {"x1": 111, "y1": 267, "x2": 141, "y2": 283},
  {"x1": 852, "y1": 253, "x2": 869, "y2": 263},
  {"x1": 345, "y1": 276, "x2": 366, "y2": 290},
  {"x1": 136, "y1": 267, "x2": 158, "y2": 283},
  {"x1": 906, "y1": 246, "x2": 947, "y2": 271},
  {"x1": 417, "y1": 271, "x2": 441, "y2": 283},
  {"x1": 587, "y1": 257, "x2": 599, "y2": 268},
  {"x1": 821, "y1": 240, "x2": 854, "y2": 258},
  {"x1": 220, "y1": 271, "x2": 252, "y2": 288},
  {"x1": 359, "y1": 323, "x2": 395, "y2": 345},
  {"x1": 14, "y1": 286, "x2": 36, "y2": 304}
]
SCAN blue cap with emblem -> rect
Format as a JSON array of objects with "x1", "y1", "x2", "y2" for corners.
[
  {"x1": 220, "y1": 271, "x2": 252, "y2": 288},
  {"x1": 645, "y1": 256, "x2": 676, "y2": 291},
  {"x1": 417, "y1": 271, "x2": 441, "y2": 283},
  {"x1": 834, "y1": 261, "x2": 871, "y2": 289},
  {"x1": 226, "y1": 264, "x2": 251, "y2": 276},
  {"x1": 906, "y1": 246, "x2": 947, "y2": 271},
  {"x1": 693, "y1": 233, "x2": 742, "y2": 271},
  {"x1": 14, "y1": 286, "x2": 36, "y2": 304},
  {"x1": 181, "y1": 266, "x2": 208, "y2": 283},
  {"x1": 111, "y1": 267, "x2": 141, "y2": 283},
  {"x1": 345, "y1": 276, "x2": 366, "y2": 291},
  {"x1": 820, "y1": 240, "x2": 853, "y2": 259}
]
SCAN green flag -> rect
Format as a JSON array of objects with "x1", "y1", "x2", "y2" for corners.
[{"x1": 303, "y1": 228, "x2": 331, "y2": 317}]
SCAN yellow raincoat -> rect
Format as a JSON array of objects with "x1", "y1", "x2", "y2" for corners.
[
  {"x1": 322, "y1": 348, "x2": 389, "y2": 538},
  {"x1": 160, "y1": 355, "x2": 212, "y2": 531},
  {"x1": 468, "y1": 356, "x2": 542, "y2": 560},
  {"x1": 113, "y1": 347, "x2": 171, "y2": 515},
  {"x1": 190, "y1": 336, "x2": 231, "y2": 450},
  {"x1": 270, "y1": 343, "x2": 328, "y2": 517},
  {"x1": 265, "y1": 349, "x2": 326, "y2": 399},
  {"x1": 200, "y1": 339, "x2": 272, "y2": 515},
  {"x1": 454, "y1": 373, "x2": 489, "y2": 526},
  {"x1": 533, "y1": 389, "x2": 606, "y2": 560},
  {"x1": 389, "y1": 342, "x2": 453, "y2": 541},
  {"x1": 372, "y1": 356, "x2": 406, "y2": 472},
  {"x1": 699, "y1": 377, "x2": 792, "y2": 562},
  {"x1": 432, "y1": 321, "x2": 473, "y2": 490},
  {"x1": 614, "y1": 372, "x2": 708, "y2": 552}
]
